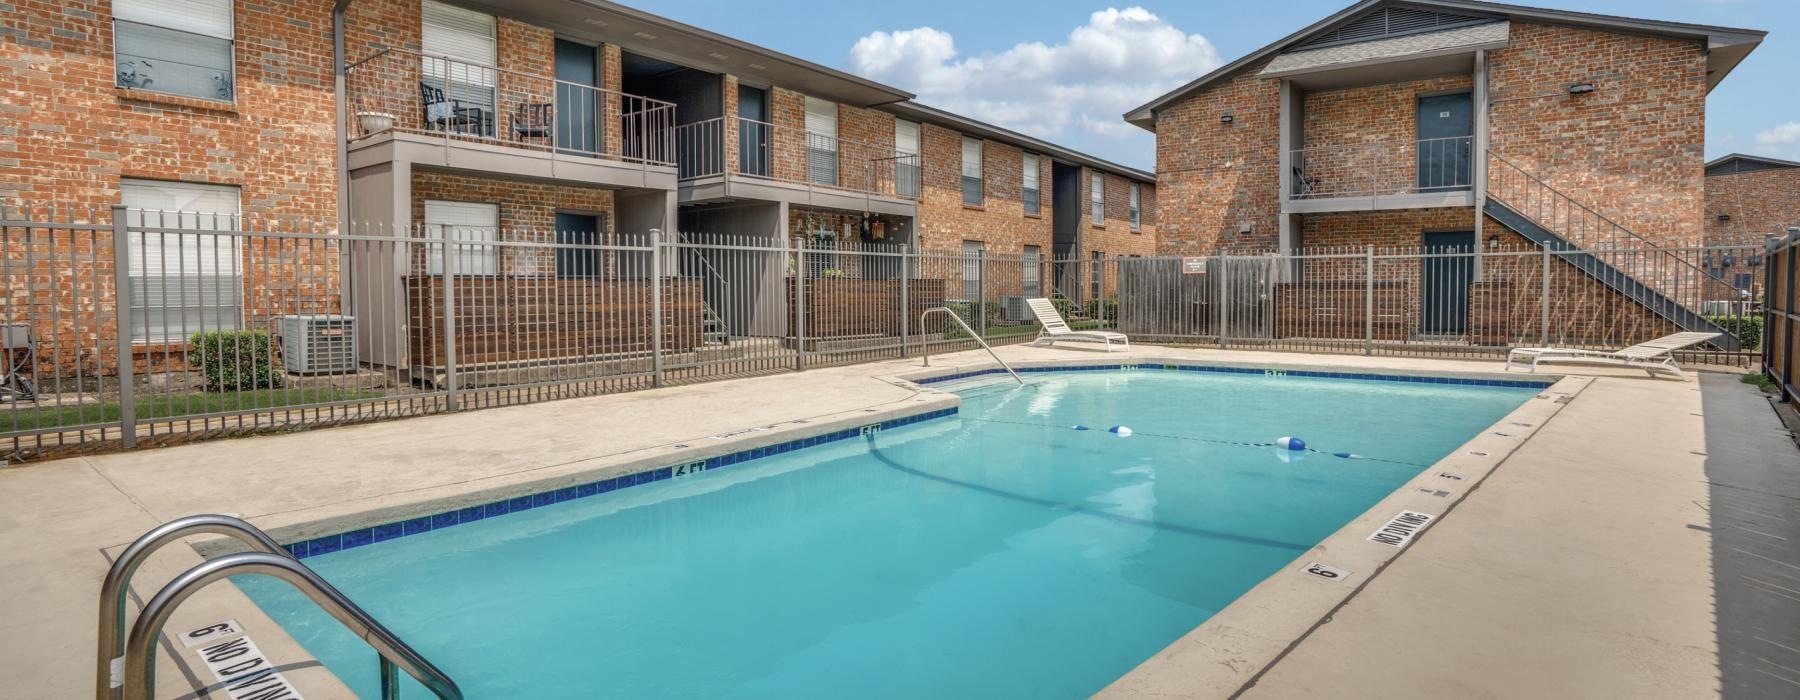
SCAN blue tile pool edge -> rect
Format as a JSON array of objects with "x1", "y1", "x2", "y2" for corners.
[
  {"x1": 282, "y1": 406, "x2": 959, "y2": 559},
  {"x1": 911, "y1": 362, "x2": 1557, "y2": 389}
]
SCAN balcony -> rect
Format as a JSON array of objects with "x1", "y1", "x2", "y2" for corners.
[
  {"x1": 1286, "y1": 136, "x2": 1474, "y2": 213},
  {"x1": 674, "y1": 116, "x2": 920, "y2": 216},
  {"x1": 344, "y1": 48, "x2": 677, "y2": 189}
]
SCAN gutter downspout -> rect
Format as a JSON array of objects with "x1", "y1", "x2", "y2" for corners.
[{"x1": 333, "y1": 0, "x2": 355, "y2": 237}]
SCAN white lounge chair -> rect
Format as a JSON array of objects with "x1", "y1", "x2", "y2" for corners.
[
  {"x1": 1026, "y1": 298, "x2": 1129, "y2": 352},
  {"x1": 1504, "y1": 331, "x2": 1720, "y2": 379}
]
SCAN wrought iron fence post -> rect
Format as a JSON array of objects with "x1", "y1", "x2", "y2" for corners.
[
  {"x1": 1365, "y1": 245, "x2": 1375, "y2": 356},
  {"x1": 898, "y1": 245, "x2": 910, "y2": 358},
  {"x1": 794, "y1": 244, "x2": 806, "y2": 371},
  {"x1": 1540, "y1": 242, "x2": 1552, "y2": 348},
  {"x1": 440, "y1": 229, "x2": 458, "y2": 412},
  {"x1": 110, "y1": 206, "x2": 136, "y2": 449},
  {"x1": 1219, "y1": 254, "x2": 1231, "y2": 349},
  {"x1": 650, "y1": 228, "x2": 664, "y2": 387},
  {"x1": 977, "y1": 251, "x2": 987, "y2": 339}
]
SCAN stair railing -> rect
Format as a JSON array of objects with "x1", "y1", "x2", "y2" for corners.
[{"x1": 1485, "y1": 152, "x2": 1736, "y2": 313}]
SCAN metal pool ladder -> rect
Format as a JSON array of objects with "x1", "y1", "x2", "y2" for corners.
[
  {"x1": 918, "y1": 307, "x2": 1023, "y2": 384},
  {"x1": 97, "y1": 514, "x2": 464, "y2": 700}
]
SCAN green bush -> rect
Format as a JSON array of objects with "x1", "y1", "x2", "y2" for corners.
[
  {"x1": 187, "y1": 330, "x2": 283, "y2": 391},
  {"x1": 1708, "y1": 315, "x2": 1762, "y2": 350},
  {"x1": 1050, "y1": 297, "x2": 1074, "y2": 319},
  {"x1": 1085, "y1": 298, "x2": 1119, "y2": 320}
]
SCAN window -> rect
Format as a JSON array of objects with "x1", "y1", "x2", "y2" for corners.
[
  {"x1": 894, "y1": 120, "x2": 921, "y2": 198},
  {"x1": 1022, "y1": 153, "x2": 1040, "y2": 216},
  {"x1": 114, "y1": 0, "x2": 235, "y2": 101},
  {"x1": 1129, "y1": 183, "x2": 1141, "y2": 231},
  {"x1": 805, "y1": 96, "x2": 838, "y2": 186},
  {"x1": 421, "y1": 0, "x2": 497, "y2": 136},
  {"x1": 1022, "y1": 245, "x2": 1042, "y2": 296},
  {"x1": 423, "y1": 200, "x2": 500, "y2": 276},
  {"x1": 962, "y1": 137, "x2": 983, "y2": 206},
  {"x1": 1090, "y1": 172, "x2": 1105, "y2": 225},
  {"x1": 1734, "y1": 272, "x2": 1753, "y2": 291},
  {"x1": 961, "y1": 240, "x2": 985, "y2": 300},
  {"x1": 119, "y1": 179, "x2": 242, "y2": 342}
]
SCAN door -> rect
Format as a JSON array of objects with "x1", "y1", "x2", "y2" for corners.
[
  {"x1": 555, "y1": 40, "x2": 600, "y2": 154},
  {"x1": 555, "y1": 212, "x2": 602, "y2": 278},
  {"x1": 1421, "y1": 231, "x2": 1474, "y2": 334},
  {"x1": 737, "y1": 85, "x2": 768, "y2": 176},
  {"x1": 1416, "y1": 92, "x2": 1473, "y2": 192}
]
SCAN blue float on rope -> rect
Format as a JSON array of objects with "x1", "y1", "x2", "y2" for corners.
[
  {"x1": 1072, "y1": 425, "x2": 1090, "y2": 431},
  {"x1": 1108, "y1": 425, "x2": 1133, "y2": 437},
  {"x1": 1275, "y1": 436, "x2": 1307, "y2": 451}
]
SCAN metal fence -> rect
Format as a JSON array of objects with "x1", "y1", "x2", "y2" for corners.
[
  {"x1": 1766, "y1": 228, "x2": 1800, "y2": 404},
  {"x1": 0, "y1": 205, "x2": 1765, "y2": 462}
]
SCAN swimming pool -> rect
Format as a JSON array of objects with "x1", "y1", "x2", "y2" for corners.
[{"x1": 238, "y1": 368, "x2": 1542, "y2": 698}]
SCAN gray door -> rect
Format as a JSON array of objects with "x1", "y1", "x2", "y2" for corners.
[
  {"x1": 555, "y1": 213, "x2": 602, "y2": 278},
  {"x1": 1421, "y1": 231, "x2": 1474, "y2": 334},
  {"x1": 555, "y1": 40, "x2": 600, "y2": 155},
  {"x1": 737, "y1": 85, "x2": 769, "y2": 176},
  {"x1": 1416, "y1": 92, "x2": 1473, "y2": 192}
]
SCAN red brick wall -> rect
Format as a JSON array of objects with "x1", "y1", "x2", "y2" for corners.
[
  {"x1": 1487, "y1": 21, "x2": 1708, "y2": 248},
  {"x1": 411, "y1": 169, "x2": 616, "y2": 275},
  {"x1": 1081, "y1": 168, "x2": 1157, "y2": 260},
  {"x1": 913, "y1": 123, "x2": 1054, "y2": 262},
  {"x1": 1302, "y1": 75, "x2": 1473, "y2": 147},
  {"x1": 1706, "y1": 168, "x2": 1800, "y2": 247},
  {"x1": 1705, "y1": 167, "x2": 1800, "y2": 293},
  {"x1": 1150, "y1": 59, "x2": 1282, "y2": 256},
  {"x1": 2, "y1": 0, "x2": 337, "y2": 218}
]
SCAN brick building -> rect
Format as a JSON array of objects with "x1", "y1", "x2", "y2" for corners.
[
  {"x1": 2, "y1": 0, "x2": 1153, "y2": 373},
  {"x1": 1125, "y1": 0, "x2": 1763, "y2": 346},
  {"x1": 1704, "y1": 153, "x2": 1800, "y2": 298}
]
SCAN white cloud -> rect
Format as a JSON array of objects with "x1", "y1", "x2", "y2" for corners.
[
  {"x1": 848, "y1": 7, "x2": 1220, "y2": 161},
  {"x1": 1756, "y1": 122, "x2": 1800, "y2": 158},
  {"x1": 1756, "y1": 122, "x2": 1800, "y2": 146}
]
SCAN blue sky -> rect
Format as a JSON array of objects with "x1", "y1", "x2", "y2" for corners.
[{"x1": 627, "y1": 0, "x2": 1797, "y2": 171}]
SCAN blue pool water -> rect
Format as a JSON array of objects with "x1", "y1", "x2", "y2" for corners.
[{"x1": 238, "y1": 369, "x2": 1537, "y2": 699}]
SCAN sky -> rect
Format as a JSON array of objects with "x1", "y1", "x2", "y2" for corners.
[{"x1": 624, "y1": 0, "x2": 1798, "y2": 171}]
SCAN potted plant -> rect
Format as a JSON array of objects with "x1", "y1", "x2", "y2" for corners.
[{"x1": 356, "y1": 111, "x2": 396, "y2": 136}]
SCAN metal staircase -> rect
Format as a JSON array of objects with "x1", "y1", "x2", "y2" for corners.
[
  {"x1": 674, "y1": 232, "x2": 733, "y2": 347},
  {"x1": 1484, "y1": 153, "x2": 1741, "y2": 351}
]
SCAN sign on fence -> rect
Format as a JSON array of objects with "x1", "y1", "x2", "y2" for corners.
[{"x1": 1181, "y1": 257, "x2": 1207, "y2": 275}]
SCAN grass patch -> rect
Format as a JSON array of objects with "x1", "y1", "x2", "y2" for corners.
[
  {"x1": 1741, "y1": 373, "x2": 1776, "y2": 391},
  {"x1": 3, "y1": 388, "x2": 384, "y2": 431}
]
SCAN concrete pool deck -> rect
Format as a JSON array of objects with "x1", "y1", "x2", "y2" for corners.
[{"x1": 1, "y1": 344, "x2": 1793, "y2": 698}]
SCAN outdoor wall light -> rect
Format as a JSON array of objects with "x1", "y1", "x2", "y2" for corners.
[
  {"x1": 1567, "y1": 82, "x2": 1596, "y2": 95},
  {"x1": 1717, "y1": 214, "x2": 1731, "y2": 222},
  {"x1": 1220, "y1": 114, "x2": 1235, "y2": 124}
]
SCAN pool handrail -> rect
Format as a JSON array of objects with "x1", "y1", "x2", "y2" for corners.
[
  {"x1": 97, "y1": 513, "x2": 288, "y2": 700},
  {"x1": 123, "y1": 551, "x2": 464, "y2": 700},
  {"x1": 100, "y1": 514, "x2": 463, "y2": 700},
  {"x1": 918, "y1": 307, "x2": 1023, "y2": 384}
]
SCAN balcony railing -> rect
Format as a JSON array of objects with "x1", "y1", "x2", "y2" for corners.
[
  {"x1": 345, "y1": 48, "x2": 676, "y2": 168},
  {"x1": 675, "y1": 116, "x2": 921, "y2": 201},
  {"x1": 1290, "y1": 136, "x2": 1473, "y2": 199}
]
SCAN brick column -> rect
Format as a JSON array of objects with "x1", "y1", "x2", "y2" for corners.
[
  {"x1": 723, "y1": 74, "x2": 740, "y2": 176},
  {"x1": 601, "y1": 43, "x2": 623, "y2": 158}
]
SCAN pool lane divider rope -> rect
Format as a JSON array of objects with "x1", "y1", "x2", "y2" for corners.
[{"x1": 966, "y1": 416, "x2": 1430, "y2": 469}]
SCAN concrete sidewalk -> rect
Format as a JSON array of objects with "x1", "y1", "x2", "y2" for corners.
[{"x1": 0, "y1": 344, "x2": 1762, "y2": 698}]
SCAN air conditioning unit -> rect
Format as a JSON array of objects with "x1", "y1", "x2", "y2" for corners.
[
  {"x1": 1000, "y1": 296, "x2": 1031, "y2": 321},
  {"x1": 278, "y1": 315, "x2": 357, "y2": 374}
]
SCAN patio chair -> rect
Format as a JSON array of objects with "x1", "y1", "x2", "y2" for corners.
[
  {"x1": 419, "y1": 82, "x2": 489, "y2": 136},
  {"x1": 512, "y1": 102, "x2": 552, "y2": 143},
  {"x1": 1503, "y1": 331, "x2": 1720, "y2": 380},
  {"x1": 1025, "y1": 298, "x2": 1129, "y2": 352}
]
